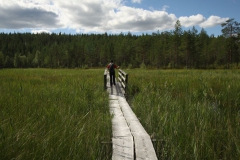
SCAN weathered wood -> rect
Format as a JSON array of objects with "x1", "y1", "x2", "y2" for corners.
[
  {"x1": 118, "y1": 69, "x2": 128, "y2": 92},
  {"x1": 119, "y1": 69, "x2": 127, "y2": 76},
  {"x1": 112, "y1": 136, "x2": 134, "y2": 160},
  {"x1": 104, "y1": 69, "x2": 108, "y2": 90},
  {"x1": 125, "y1": 74, "x2": 128, "y2": 84},
  {"x1": 107, "y1": 74, "x2": 134, "y2": 160},
  {"x1": 121, "y1": 82, "x2": 126, "y2": 89},
  {"x1": 106, "y1": 71, "x2": 157, "y2": 160},
  {"x1": 109, "y1": 100, "x2": 134, "y2": 160},
  {"x1": 119, "y1": 73, "x2": 126, "y2": 81},
  {"x1": 118, "y1": 97, "x2": 158, "y2": 160}
]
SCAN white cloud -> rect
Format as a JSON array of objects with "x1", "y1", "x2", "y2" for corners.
[
  {"x1": 0, "y1": 0, "x2": 230, "y2": 34},
  {"x1": 54, "y1": 0, "x2": 120, "y2": 31},
  {"x1": 50, "y1": 0, "x2": 177, "y2": 32},
  {"x1": 106, "y1": 6, "x2": 177, "y2": 32},
  {"x1": 31, "y1": 29, "x2": 51, "y2": 34},
  {"x1": 179, "y1": 14, "x2": 205, "y2": 27},
  {"x1": 199, "y1": 16, "x2": 229, "y2": 28},
  {"x1": 162, "y1": 5, "x2": 169, "y2": 11},
  {"x1": 131, "y1": 0, "x2": 142, "y2": 3}
]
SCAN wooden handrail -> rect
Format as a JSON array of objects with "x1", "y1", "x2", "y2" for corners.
[
  {"x1": 104, "y1": 68, "x2": 128, "y2": 93},
  {"x1": 104, "y1": 69, "x2": 108, "y2": 90},
  {"x1": 118, "y1": 69, "x2": 128, "y2": 93}
]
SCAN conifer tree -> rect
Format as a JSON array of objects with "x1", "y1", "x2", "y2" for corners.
[
  {"x1": 173, "y1": 20, "x2": 182, "y2": 67},
  {"x1": 221, "y1": 18, "x2": 240, "y2": 67},
  {"x1": 0, "y1": 51, "x2": 4, "y2": 68}
]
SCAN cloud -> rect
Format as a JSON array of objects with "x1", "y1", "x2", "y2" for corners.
[
  {"x1": 131, "y1": 0, "x2": 142, "y2": 3},
  {"x1": 162, "y1": 5, "x2": 169, "y2": 11},
  {"x1": 105, "y1": 6, "x2": 177, "y2": 32},
  {"x1": 0, "y1": 1, "x2": 62, "y2": 29},
  {"x1": 0, "y1": 0, "x2": 230, "y2": 34},
  {"x1": 179, "y1": 14, "x2": 229, "y2": 29},
  {"x1": 179, "y1": 14, "x2": 205, "y2": 27},
  {"x1": 199, "y1": 16, "x2": 229, "y2": 28},
  {"x1": 52, "y1": 0, "x2": 177, "y2": 32},
  {"x1": 54, "y1": 0, "x2": 119, "y2": 31},
  {"x1": 31, "y1": 29, "x2": 51, "y2": 34}
]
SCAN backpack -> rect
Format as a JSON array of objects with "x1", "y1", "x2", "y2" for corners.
[{"x1": 109, "y1": 63, "x2": 115, "y2": 73}]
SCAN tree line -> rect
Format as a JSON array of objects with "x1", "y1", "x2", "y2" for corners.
[{"x1": 0, "y1": 19, "x2": 239, "y2": 69}]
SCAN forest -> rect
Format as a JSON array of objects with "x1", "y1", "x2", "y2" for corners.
[{"x1": 0, "y1": 19, "x2": 239, "y2": 69}]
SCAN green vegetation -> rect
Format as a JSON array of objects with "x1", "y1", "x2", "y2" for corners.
[
  {"x1": 0, "y1": 69, "x2": 112, "y2": 159},
  {"x1": 126, "y1": 69, "x2": 240, "y2": 159},
  {"x1": 0, "y1": 19, "x2": 239, "y2": 69},
  {"x1": 1, "y1": 68, "x2": 240, "y2": 159}
]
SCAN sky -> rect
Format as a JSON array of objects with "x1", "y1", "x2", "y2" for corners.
[{"x1": 0, "y1": 0, "x2": 239, "y2": 36}]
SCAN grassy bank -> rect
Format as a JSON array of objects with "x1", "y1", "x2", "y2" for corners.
[
  {"x1": 0, "y1": 69, "x2": 112, "y2": 160},
  {"x1": 126, "y1": 69, "x2": 240, "y2": 159}
]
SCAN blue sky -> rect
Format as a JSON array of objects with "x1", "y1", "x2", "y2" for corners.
[{"x1": 0, "y1": 0, "x2": 239, "y2": 36}]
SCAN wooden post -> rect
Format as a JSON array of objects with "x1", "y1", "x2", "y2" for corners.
[
  {"x1": 125, "y1": 74, "x2": 128, "y2": 96},
  {"x1": 104, "y1": 74, "x2": 107, "y2": 89},
  {"x1": 125, "y1": 74, "x2": 128, "y2": 87},
  {"x1": 104, "y1": 69, "x2": 107, "y2": 90}
]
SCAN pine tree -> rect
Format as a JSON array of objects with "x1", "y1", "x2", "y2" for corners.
[
  {"x1": 0, "y1": 51, "x2": 4, "y2": 68},
  {"x1": 173, "y1": 20, "x2": 183, "y2": 68},
  {"x1": 221, "y1": 18, "x2": 240, "y2": 67}
]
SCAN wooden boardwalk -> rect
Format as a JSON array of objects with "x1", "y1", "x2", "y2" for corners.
[{"x1": 106, "y1": 71, "x2": 157, "y2": 160}]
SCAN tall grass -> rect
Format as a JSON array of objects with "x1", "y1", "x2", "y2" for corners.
[
  {"x1": 0, "y1": 69, "x2": 112, "y2": 160},
  {"x1": 126, "y1": 69, "x2": 240, "y2": 159}
]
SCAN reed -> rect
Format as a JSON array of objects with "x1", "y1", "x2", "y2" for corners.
[
  {"x1": 0, "y1": 69, "x2": 112, "y2": 160},
  {"x1": 126, "y1": 69, "x2": 240, "y2": 160}
]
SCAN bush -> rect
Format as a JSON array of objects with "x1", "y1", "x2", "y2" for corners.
[
  {"x1": 128, "y1": 63, "x2": 133, "y2": 69},
  {"x1": 140, "y1": 62, "x2": 146, "y2": 69}
]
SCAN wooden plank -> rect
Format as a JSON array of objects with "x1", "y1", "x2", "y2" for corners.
[
  {"x1": 104, "y1": 68, "x2": 108, "y2": 75},
  {"x1": 112, "y1": 137, "x2": 134, "y2": 160},
  {"x1": 133, "y1": 135, "x2": 157, "y2": 160},
  {"x1": 109, "y1": 99, "x2": 134, "y2": 160},
  {"x1": 118, "y1": 97, "x2": 158, "y2": 160},
  {"x1": 119, "y1": 73, "x2": 126, "y2": 81},
  {"x1": 107, "y1": 84, "x2": 118, "y2": 95},
  {"x1": 106, "y1": 72, "x2": 156, "y2": 160},
  {"x1": 118, "y1": 76, "x2": 126, "y2": 89},
  {"x1": 121, "y1": 82, "x2": 126, "y2": 89},
  {"x1": 109, "y1": 94, "x2": 118, "y2": 100},
  {"x1": 118, "y1": 77, "x2": 122, "y2": 82},
  {"x1": 119, "y1": 69, "x2": 127, "y2": 76}
]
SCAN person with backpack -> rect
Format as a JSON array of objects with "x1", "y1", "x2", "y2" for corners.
[{"x1": 107, "y1": 60, "x2": 119, "y2": 87}]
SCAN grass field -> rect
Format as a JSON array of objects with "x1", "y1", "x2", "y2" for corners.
[
  {"x1": 0, "y1": 69, "x2": 112, "y2": 160},
  {"x1": 126, "y1": 69, "x2": 240, "y2": 159},
  {"x1": 1, "y1": 69, "x2": 240, "y2": 159}
]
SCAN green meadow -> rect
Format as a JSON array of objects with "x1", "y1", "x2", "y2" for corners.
[
  {"x1": 0, "y1": 69, "x2": 112, "y2": 160},
  {"x1": 126, "y1": 69, "x2": 240, "y2": 159},
  {"x1": 1, "y1": 69, "x2": 240, "y2": 159}
]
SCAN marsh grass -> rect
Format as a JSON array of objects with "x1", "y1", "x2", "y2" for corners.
[
  {"x1": 126, "y1": 69, "x2": 240, "y2": 159},
  {"x1": 0, "y1": 69, "x2": 112, "y2": 159}
]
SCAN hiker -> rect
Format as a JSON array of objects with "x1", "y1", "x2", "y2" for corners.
[{"x1": 107, "y1": 60, "x2": 119, "y2": 87}]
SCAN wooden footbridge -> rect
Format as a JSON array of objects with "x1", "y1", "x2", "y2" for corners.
[{"x1": 104, "y1": 69, "x2": 157, "y2": 160}]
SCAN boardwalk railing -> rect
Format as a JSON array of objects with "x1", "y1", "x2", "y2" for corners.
[
  {"x1": 104, "y1": 68, "x2": 157, "y2": 159},
  {"x1": 104, "y1": 69, "x2": 108, "y2": 90},
  {"x1": 118, "y1": 69, "x2": 128, "y2": 93},
  {"x1": 104, "y1": 69, "x2": 128, "y2": 92}
]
